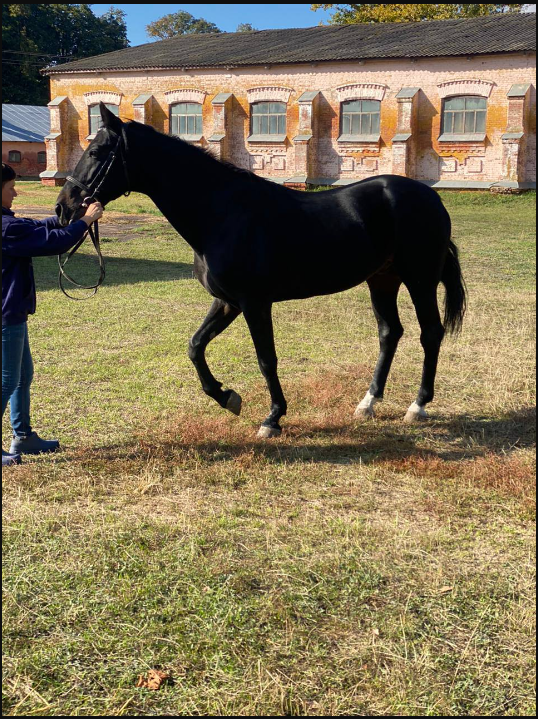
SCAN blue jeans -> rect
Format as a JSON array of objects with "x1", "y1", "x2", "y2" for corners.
[{"x1": 2, "y1": 322, "x2": 34, "y2": 438}]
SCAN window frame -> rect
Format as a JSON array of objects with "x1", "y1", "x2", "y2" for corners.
[
  {"x1": 169, "y1": 102, "x2": 203, "y2": 139},
  {"x1": 249, "y1": 101, "x2": 287, "y2": 141},
  {"x1": 440, "y1": 95, "x2": 487, "y2": 138},
  {"x1": 339, "y1": 99, "x2": 381, "y2": 140},
  {"x1": 8, "y1": 150, "x2": 22, "y2": 163},
  {"x1": 37, "y1": 151, "x2": 47, "y2": 164}
]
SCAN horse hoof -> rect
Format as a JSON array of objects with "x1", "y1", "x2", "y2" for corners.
[
  {"x1": 225, "y1": 391, "x2": 242, "y2": 416},
  {"x1": 354, "y1": 405, "x2": 375, "y2": 419},
  {"x1": 257, "y1": 425, "x2": 282, "y2": 439},
  {"x1": 403, "y1": 408, "x2": 429, "y2": 424}
]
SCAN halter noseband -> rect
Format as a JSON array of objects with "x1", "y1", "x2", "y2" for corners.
[{"x1": 59, "y1": 127, "x2": 131, "y2": 299}]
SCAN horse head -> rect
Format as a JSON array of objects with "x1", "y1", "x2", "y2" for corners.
[{"x1": 56, "y1": 103, "x2": 130, "y2": 226}]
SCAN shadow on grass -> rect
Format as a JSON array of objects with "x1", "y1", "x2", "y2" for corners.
[
  {"x1": 33, "y1": 254, "x2": 194, "y2": 290},
  {"x1": 80, "y1": 405, "x2": 536, "y2": 468}
]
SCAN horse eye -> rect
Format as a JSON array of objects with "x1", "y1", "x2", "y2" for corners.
[{"x1": 89, "y1": 149, "x2": 99, "y2": 158}]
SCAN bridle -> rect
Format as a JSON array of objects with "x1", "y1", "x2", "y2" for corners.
[{"x1": 58, "y1": 126, "x2": 130, "y2": 299}]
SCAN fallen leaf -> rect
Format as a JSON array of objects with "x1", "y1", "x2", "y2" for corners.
[
  {"x1": 136, "y1": 669, "x2": 170, "y2": 690},
  {"x1": 438, "y1": 586, "x2": 454, "y2": 594}
]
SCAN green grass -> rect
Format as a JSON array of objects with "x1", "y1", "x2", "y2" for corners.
[{"x1": 2, "y1": 186, "x2": 536, "y2": 716}]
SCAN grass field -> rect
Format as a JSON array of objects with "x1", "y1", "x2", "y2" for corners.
[{"x1": 2, "y1": 184, "x2": 536, "y2": 716}]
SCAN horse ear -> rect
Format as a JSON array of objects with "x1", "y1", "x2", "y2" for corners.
[{"x1": 99, "y1": 101, "x2": 122, "y2": 133}]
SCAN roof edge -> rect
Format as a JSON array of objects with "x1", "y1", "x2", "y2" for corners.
[{"x1": 43, "y1": 48, "x2": 536, "y2": 76}]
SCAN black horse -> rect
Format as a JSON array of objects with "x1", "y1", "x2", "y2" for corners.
[{"x1": 56, "y1": 103, "x2": 466, "y2": 438}]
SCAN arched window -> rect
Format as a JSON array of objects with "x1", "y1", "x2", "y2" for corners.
[
  {"x1": 89, "y1": 103, "x2": 119, "y2": 135},
  {"x1": 37, "y1": 151, "x2": 47, "y2": 164},
  {"x1": 341, "y1": 100, "x2": 380, "y2": 136},
  {"x1": 170, "y1": 103, "x2": 203, "y2": 137},
  {"x1": 251, "y1": 102, "x2": 286, "y2": 135},
  {"x1": 442, "y1": 96, "x2": 486, "y2": 134},
  {"x1": 8, "y1": 150, "x2": 22, "y2": 163}
]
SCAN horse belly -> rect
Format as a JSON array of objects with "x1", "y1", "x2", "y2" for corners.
[
  {"x1": 271, "y1": 255, "x2": 382, "y2": 301},
  {"x1": 271, "y1": 233, "x2": 390, "y2": 300}
]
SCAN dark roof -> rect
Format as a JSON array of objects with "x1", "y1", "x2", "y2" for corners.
[
  {"x1": 44, "y1": 12, "x2": 536, "y2": 75},
  {"x1": 2, "y1": 104, "x2": 50, "y2": 142}
]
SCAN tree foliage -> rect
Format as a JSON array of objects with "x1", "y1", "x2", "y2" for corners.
[
  {"x1": 2, "y1": 4, "x2": 128, "y2": 105},
  {"x1": 146, "y1": 10, "x2": 221, "y2": 40},
  {"x1": 236, "y1": 23, "x2": 258, "y2": 32},
  {"x1": 311, "y1": 4, "x2": 525, "y2": 24}
]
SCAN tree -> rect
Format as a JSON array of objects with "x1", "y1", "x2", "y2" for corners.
[
  {"x1": 2, "y1": 4, "x2": 128, "y2": 105},
  {"x1": 146, "y1": 10, "x2": 221, "y2": 39},
  {"x1": 236, "y1": 23, "x2": 258, "y2": 32},
  {"x1": 311, "y1": 4, "x2": 525, "y2": 24}
]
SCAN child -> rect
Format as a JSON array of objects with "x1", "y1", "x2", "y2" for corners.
[{"x1": 2, "y1": 163, "x2": 104, "y2": 466}]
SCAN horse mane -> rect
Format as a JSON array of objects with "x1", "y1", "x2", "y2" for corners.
[{"x1": 126, "y1": 119, "x2": 276, "y2": 188}]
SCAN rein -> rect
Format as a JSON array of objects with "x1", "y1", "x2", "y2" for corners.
[{"x1": 58, "y1": 128, "x2": 130, "y2": 299}]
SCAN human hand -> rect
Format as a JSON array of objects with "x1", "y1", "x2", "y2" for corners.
[{"x1": 81, "y1": 201, "x2": 104, "y2": 226}]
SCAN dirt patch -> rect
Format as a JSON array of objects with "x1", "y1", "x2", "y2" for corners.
[{"x1": 13, "y1": 206, "x2": 161, "y2": 242}]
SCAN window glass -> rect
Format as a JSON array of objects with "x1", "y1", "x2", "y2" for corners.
[
  {"x1": 464, "y1": 111, "x2": 475, "y2": 133},
  {"x1": 344, "y1": 100, "x2": 362, "y2": 113},
  {"x1": 37, "y1": 151, "x2": 47, "y2": 164},
  {"x1": 444, "y1": 97, "x2": 465, "y2": 111},
  {"x1": 452, "y1": 112, "x2": 464, "y2": 133},
  {"x1": 475, "y1": 111, "x2": 486, "y2": 132},
  {"x1": 341, "y1": 99, "x2": 380, "y2": 136},
  {"x1": 8, "y1": 150, "x2": 21, "y2": 163},
  {"x1": 466, "y1": 97, "x2": 486, "y2": 110},
  {"x1": 251, "y1": 102, "x2": 286, "y2": 135},
  {"x1": 170, "y1": 103, "x2": 202, "y2": 136},
  {"x1": 361, "y1": 100, "x2": 380, "y2": 112},
  {"x1": 443, "y1": 96, "x2": 487, "y2": 134}
]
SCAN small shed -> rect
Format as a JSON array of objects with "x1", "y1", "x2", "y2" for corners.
[{"x1": 2, "y1": 104, "x2": 50, "y2": 179}]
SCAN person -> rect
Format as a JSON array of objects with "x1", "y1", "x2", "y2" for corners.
[{"x1": 2, "y1": 163, "x2": 104, "y2": 466}]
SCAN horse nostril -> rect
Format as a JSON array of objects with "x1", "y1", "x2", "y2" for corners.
[{"x1": 55, "y1": 203, "x2": 62, "y2": 218}]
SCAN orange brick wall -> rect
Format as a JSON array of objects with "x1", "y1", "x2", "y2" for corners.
[{"x1": 47, "y1": 52, "x2": 536, "y2": 185}]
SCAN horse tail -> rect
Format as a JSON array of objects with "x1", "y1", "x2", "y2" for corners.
[{"x1": 441, "y1": 236, "x2": 467, "y2": 336}]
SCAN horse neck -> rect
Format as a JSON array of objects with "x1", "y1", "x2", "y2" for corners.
[{"x1": 128, "y1": 127, "x2": 236, "y2": 254}]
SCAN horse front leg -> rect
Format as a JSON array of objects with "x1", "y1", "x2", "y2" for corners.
[
  {"x1": 188, "y1": 299, "x2": 242, "y2": 414},
  {"x1": 242, "y1": 302, "x2": 287, "y2": 438}
]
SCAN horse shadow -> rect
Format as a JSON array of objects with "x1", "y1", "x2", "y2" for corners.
[
  {"x1": 78, "y1": 406, "x2": 536, "y2": 469},
  {"x1": 33, "y1": 254, "x2": 194, "y2": 291},
  {"x1": 180, "y1": 406, "x2": 535, "y2": 464}
]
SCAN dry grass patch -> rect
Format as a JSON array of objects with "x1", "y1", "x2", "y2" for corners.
[{"x1": 382, "y1": 451, "x2": 535, "y2": 503}]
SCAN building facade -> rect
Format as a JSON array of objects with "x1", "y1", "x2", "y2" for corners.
[
  {"x1": 42, "y1": 13, "x2": 536, "y2": 190},
  {"x1": 2, "y1": 104, "x2": 50, "y2": 179}
]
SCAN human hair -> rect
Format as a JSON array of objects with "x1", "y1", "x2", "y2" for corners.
[{"x1": 2, "y1": 163, "x2": 16, "y2": 185}]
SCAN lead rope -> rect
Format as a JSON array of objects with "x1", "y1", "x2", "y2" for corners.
[
  {"x1": 58, "y1": 214, "x2": 105, "y2": 300},
  {"x1": 58, "y1": 127, "x2": 130, "y2": 299}
]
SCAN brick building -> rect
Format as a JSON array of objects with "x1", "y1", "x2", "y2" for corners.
[
  {"x1": 2, "y1": 104, "x2": 50, "y2": 179},
  {"x1": 41, "y1": 12, "x2": 536, "y2": 189}
]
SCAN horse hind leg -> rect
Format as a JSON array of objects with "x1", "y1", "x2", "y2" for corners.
[
  {"x1": 403, "y1": 282, "x2": 445, "y2": 423},
  {"x1": 188, "y1": 298, "x2": 242, "y2": 415},
  {"x1": 355, "y1": 271, "x2": 403, "y2": 419}
]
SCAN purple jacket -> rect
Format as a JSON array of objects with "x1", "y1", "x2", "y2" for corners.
[{"x1": 2, "y1": 208, "x2": 88, "y2": 326}]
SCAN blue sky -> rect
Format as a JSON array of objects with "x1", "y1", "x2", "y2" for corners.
[
  {"x1": 92, "y1": 3, "x2": 537, "y2": 48},
  {"x1": 91, "y1": 4, "x2": 333, "y2": 47}
]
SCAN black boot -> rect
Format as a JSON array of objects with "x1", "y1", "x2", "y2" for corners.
[
  {"x1": 10, "y1": 431, "x2": 60, "y2": 455},
  {"x1": 2, "y1": 449, "x2": 22, "y2": 466}
]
